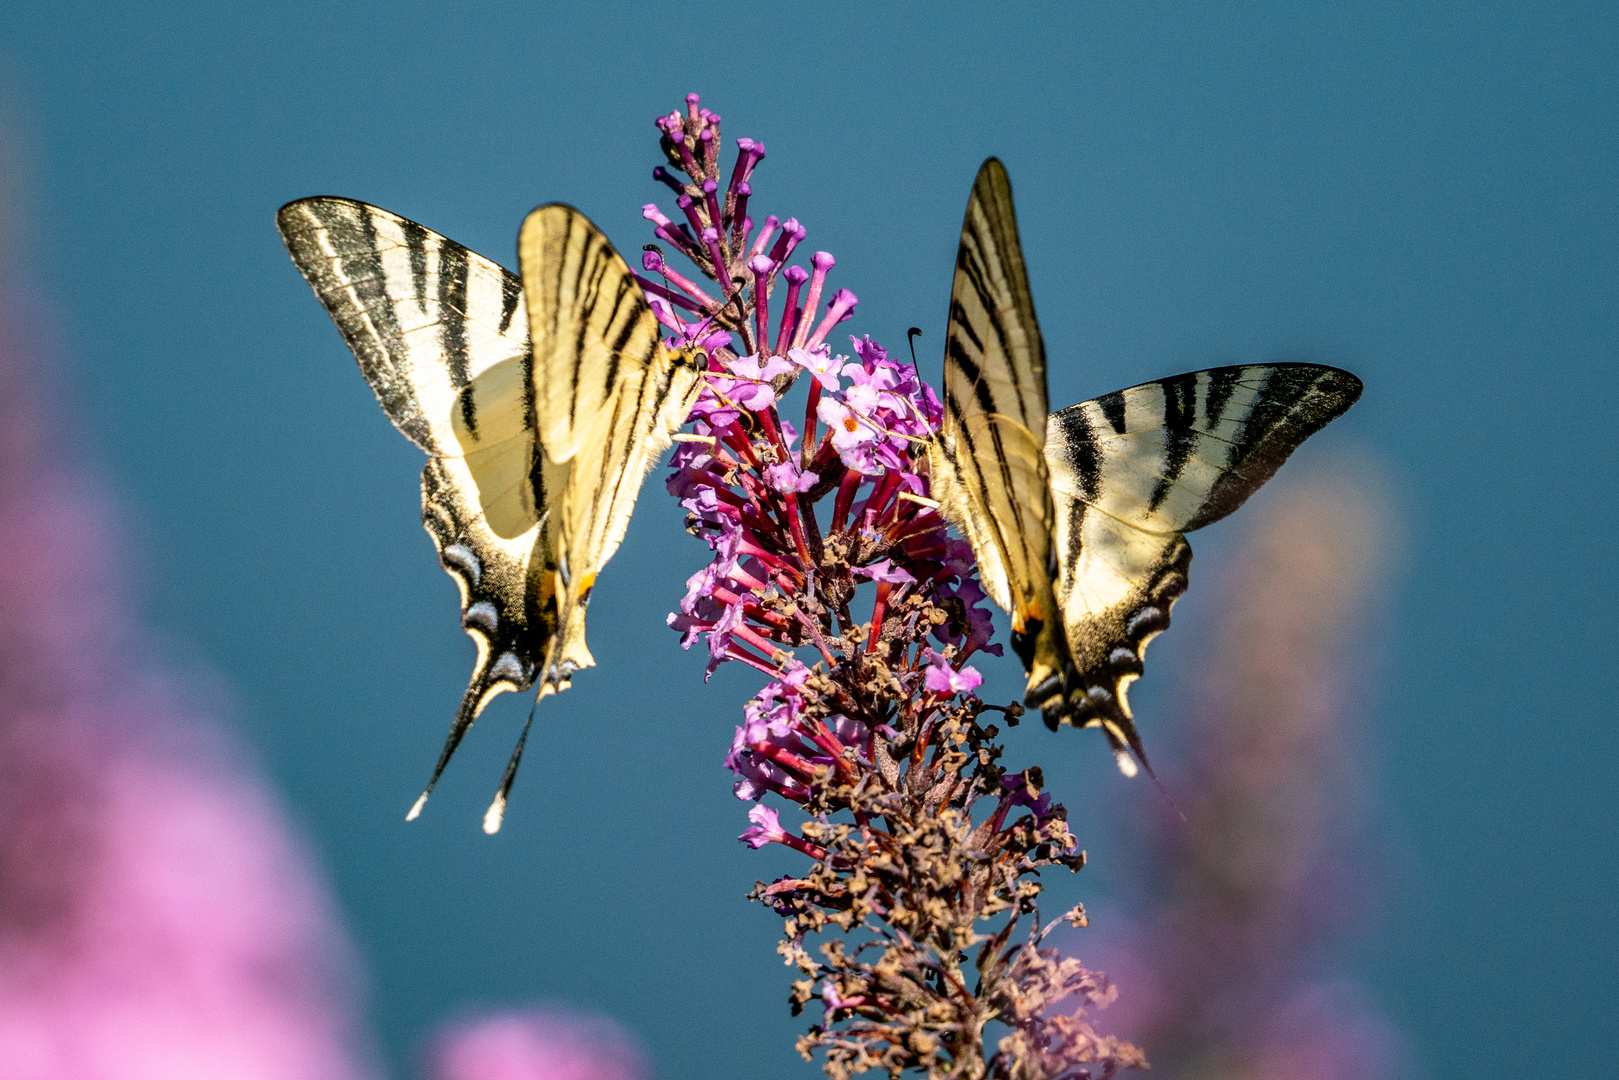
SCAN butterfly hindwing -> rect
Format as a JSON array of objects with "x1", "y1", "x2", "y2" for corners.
[
  {"x1": 1043, "y1": 363, "x2": 1364, "y2": 769},
  {"x1": 928, "y1": 159, "x2": 1069, "y2": 701}
]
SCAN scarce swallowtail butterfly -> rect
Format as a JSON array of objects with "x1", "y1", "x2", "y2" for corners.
[
  {"x1": 927, "y1": 159, "x2": 1363, "y2": 777},
  {"x1": 279, "y1": 198, "x2": 703, "y2": 831}
]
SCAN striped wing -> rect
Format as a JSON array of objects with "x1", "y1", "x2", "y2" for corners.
[
  {"x1": 277, "y1": 197, "x2": 555, "y2": 806},
  {"x1": 490, "y1": 203, "x2": 703, "y2": 830},
  {"x1": 1043, "y1": 364, "x2": 1363, "y2": 771},
  {"x1": 519, "y1": 205, "x2": 704, "y2": 586},
  {"x1": 927, "y1": 159, "x2": 1069, "y2": 702},
  {"x1": 279, "y1": 198, "x2": 698, "y2": 831}
]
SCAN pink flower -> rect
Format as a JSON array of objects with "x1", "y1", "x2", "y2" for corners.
[
  {"x1": 710, "y1": 352, "x2": 793, "y2": 412},
  {"x1": 852, "y1": 559, "x2": 916, "y2": 585},
  {"x1": 429, "y1": 1009, "x2": 648, "y2": 1080},
  {"x1": 764, "y1": 461, "x2": 818, "y2": 494},
  {"x1": 821, "y1": 979, "x2": 867, "y2": 1019},
  {"x1": 923, "y1": 649, "x2": 983, "y2": 694},
  {"x1": 788, "y1": 346, "x2": 843, "y2": 391},
  {"x1": 738, "y1": 804, "x2": 788, "y2": 848},
  {"x1": 850, "y1": 334, "x2": 888, "y2": 369},
  {"x1": 816, "y1": 395, "x2": 883, "y2": 474},
  {"x1": 687, "y1": 381, "x2": 741, "y2": 428}
]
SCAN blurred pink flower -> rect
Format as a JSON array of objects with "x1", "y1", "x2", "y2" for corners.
[
  {"x1": 1085, "y1": 461, "x2": 1407, "y2": 1079},
  {"x1": 0, "y1": 224, "x2": 378, "y2": 1078},
  {"x1": 427, "y1": 1009, "x2": 648, "y2": 1080}
]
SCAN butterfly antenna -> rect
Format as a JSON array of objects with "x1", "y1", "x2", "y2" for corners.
[
  {"x1": 482, "y1": 688, "x2": 541, "y2": 834},
  {"x1": 642, "y1": 243, "x2": 733, "y2": 355},
  {"x1": 1141, "y1": 758, "x2": 1185, "y2": 823},
  {"x1": 906, "y1": 327, "x2": 924, "y2": 380}
]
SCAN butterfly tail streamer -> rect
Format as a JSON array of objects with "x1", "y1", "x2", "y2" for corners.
[
  {"x1": 483, "y1": 693, "x2": 541, "y2": 835},
  {"x1": 406, "y1": 666, "x2": 529, "y2": 821}
]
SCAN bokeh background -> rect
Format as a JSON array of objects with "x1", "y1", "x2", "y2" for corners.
[{"x1": 0, "y1": 2, "x2": 1613, "y2": 1077}]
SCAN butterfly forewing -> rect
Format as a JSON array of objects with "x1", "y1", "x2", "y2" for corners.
[
  {"x1": 520, "y1": 205, "x2": 678, "y2": 465},
  {"x1": 942, "y1": 159, "x2": 1049, "y2": 437},
  {"x1": 518, "y1": 204, "x2": 704, "y2": 680},
  {"x1": 1043, "y1": 363, "x2": 1363, "y2": 767},
  {"x1": 277, "y1": 197, "x2": 529, "y2": 453},
  {"x1": 930, "y1": 159, "x2": 1067, "y2": 701}
]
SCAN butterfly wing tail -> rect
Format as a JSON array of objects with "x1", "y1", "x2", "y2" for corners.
[
  {"x1": 467, "y1": 573, "x2": 593, "y2": 833},
  {"x1": 408, "y1": 458, "x2": 555, "y2": 821},
  {"x1": 406, "y1": 653, "x2": 532, "y2": 820}
]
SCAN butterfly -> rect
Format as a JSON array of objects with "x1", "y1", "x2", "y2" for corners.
[
  {"x1": 927, "y1": 159, "x2": 1363, "y2": 776},
  {"x1": 279, "y1": 197, "x2": 704, "y2": 830}
]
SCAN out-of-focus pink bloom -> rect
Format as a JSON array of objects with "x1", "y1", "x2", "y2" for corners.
[
  {"x1": 428, "y1": 1009, "x2": 648, "y2": 1080},
  {"x1": 0, "y1": 260, "x2": 378, "y2": 1077},
  {"x1": 1084, "y1": 464, "x2": 1406, "y2": 1079}
]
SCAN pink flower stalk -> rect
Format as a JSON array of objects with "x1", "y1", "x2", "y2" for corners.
[
  {"x1": 427, "y1": 1008, "x2": 648, "y2": 1080},
  {"x1": 648, "y1": 95, "x2": 1142, "y2": 1080},
  {"x1": 1086, "y1": 467, "x2": 1404, "y2": 1079},
  {"x1": 0, "y1": 242, "x2": 377, "y2": 1077}
]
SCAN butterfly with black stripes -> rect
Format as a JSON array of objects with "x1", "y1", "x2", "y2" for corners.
[
  {"x1": 278, "y1": 198, "x2": 704, "y2": 830},
  {"x1": 928, "y1": 159, "x2": 1362, "y2": 776}
]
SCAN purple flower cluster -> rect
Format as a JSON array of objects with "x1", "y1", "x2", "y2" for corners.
[
  {"x1": 637, "y1": 94, "x2": 855, "y2": 360},
  {"x1": 665, "y1": 338, "x2": 1002, "y2": 668},
  {"x1": 639, "y1": 94, "x2": 1139, "y2": 1080}
]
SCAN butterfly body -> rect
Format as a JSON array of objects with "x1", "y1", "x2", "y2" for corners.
[
  {"x1": 932, "y1": 160, "x2": 1363, "y2": 774},
  {"x1": 279, "y1": 198, "x2": 702, "y2": 828}
]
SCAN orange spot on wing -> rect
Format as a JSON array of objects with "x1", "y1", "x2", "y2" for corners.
[{"x1": 1010, "y1": 598, "x2": 1047, "y2": 634}]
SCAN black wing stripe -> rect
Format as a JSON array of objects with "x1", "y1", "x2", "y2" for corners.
[
  {"x1": 401, "y1": 217, "x2": 430, "y2": 318},
  {"x1": 1190, "y1": 365, "x2": 1361, "y2": 529},
  {"x1": 348, "y1": 204, "x2": 431, "y2": 448},
  {"x1": 498, "y1": 276, "x2": 521, "y2": 334},
  {"x1": 1097, "y1": 390, "x2": 1128, "y2": 435},
  {"x1": 1204, "y1": 365, "x2": 1242, "y2": 429},
  {"x1": 1147, "y1": 372, "x2": 1199, "y2": 512}
]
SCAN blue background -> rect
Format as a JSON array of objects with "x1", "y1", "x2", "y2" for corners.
[{"x1": 0, "y1": 2, "x2": 1614, "y2": 1077}]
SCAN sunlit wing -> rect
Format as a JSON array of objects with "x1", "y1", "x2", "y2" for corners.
[
  {"x1": 925, "y1": 161, "x2": 1365, "y2": 777},
  {"x1": 1043, "y1": 364, "x2": 1364, "y2": 772},
  {"x1": 278, "y1": 197, "x2": 700, "y2": 832},
  {"x1": 518, "y1": 204, "x2": 705, "y2": 576},
  {"x1": 926, "y1": 158, "x2": 1070, "y2": 702}
]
